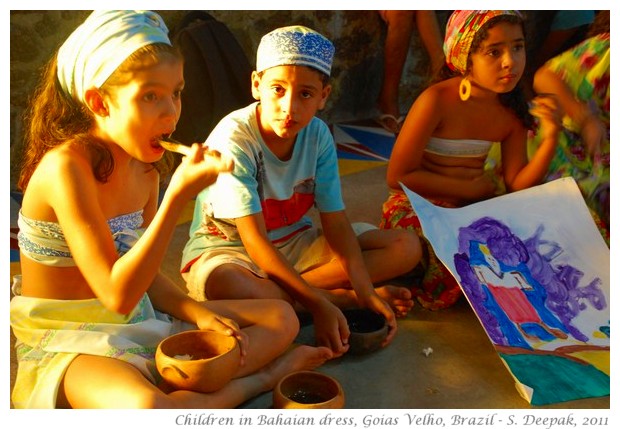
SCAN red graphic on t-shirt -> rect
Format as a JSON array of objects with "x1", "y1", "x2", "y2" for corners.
[{"x1": 261, "y1": 179, "x2": 315, "y2": 231}]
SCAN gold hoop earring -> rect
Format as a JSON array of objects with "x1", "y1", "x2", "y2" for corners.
[{"x1": 459, "y1": 78, "x2": 471, "y2": 101}]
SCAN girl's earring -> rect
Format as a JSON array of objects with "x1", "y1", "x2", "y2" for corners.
[{"x1": 459, "y1": 77, "x2": 471, "y2": 101}]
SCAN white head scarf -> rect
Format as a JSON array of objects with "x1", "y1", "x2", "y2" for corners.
[{"x1": 57, "y1": 10, "x2": 171, "y2": 102}]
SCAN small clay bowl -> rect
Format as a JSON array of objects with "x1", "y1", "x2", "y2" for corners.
[
  {"x1": 343, "y1": 308, "x2": 388, "y2": 355},
  {"x1": 155, "y1": 330, "x2": 240, "y2": 393},
  {"x1": 273, "y1": 370, "x2": 345, "y2": 409}
]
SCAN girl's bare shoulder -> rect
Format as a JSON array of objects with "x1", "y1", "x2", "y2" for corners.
[
  {"x1": 21, "y1": 142, "x2": 95, "y2": 219},
  {"x1": 417, "y1": 78, "x2": 460, "y2": 108},
  {"x1": 38, "y1": 141, "x2": 94, "y2": 178}
]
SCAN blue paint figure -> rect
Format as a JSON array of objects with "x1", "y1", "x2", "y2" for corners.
[
  {"x1": 469, "y1": 241, "x2": 568, "y2": 346},
  {"x1": 455, "y1": 217, "x2": 606, "y2": 346}
]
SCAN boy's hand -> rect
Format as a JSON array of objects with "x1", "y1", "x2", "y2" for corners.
[
  {"x1": 359, "y1": 293, "x2": 398, "y2": 347},
  {"x1": 311, "y1": 299, "x2": 350, "y2": 357}
]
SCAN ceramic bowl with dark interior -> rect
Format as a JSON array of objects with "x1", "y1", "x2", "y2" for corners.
[
  {"x1": 273, "y1": 370, "x2": 345, "y2": 409},
  {"x1": 343, "y1": 308, "x2": 388, "y2": 355}
]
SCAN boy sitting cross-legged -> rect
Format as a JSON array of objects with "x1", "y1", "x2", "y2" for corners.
[{"x1": 181, "y1": 26, "x2": 422, "y2": 357}]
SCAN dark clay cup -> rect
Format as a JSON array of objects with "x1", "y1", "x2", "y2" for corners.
[{"x1": 343, "y1": 308, "x2": 388, "y2": 355}]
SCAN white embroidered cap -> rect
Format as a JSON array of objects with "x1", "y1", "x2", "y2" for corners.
[{"x1": 256, "y1": 25, "x2": 334, "y2": 76}]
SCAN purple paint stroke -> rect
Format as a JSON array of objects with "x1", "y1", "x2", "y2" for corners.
[
  {"x1": 455, "y1": 217, "x2": 606, "y2": 345},
  {"x1": 523, "y1": 226, "x2": 606, "y2": 342}
]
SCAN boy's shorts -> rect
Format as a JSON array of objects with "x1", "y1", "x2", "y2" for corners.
[{"x1": 183, "y1": 222, "x2": 377, "y2": 301}]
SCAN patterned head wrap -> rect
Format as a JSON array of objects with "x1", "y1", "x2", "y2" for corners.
[
  {"x1": 256, "y1": 25, "x2": 334, "y2": 76},
  {"x1": 57, "y1": 10, "x2": 171, "y2": 102},
  {"x1": 443, "y1": 10, "x2": 522, "y2": 74}
]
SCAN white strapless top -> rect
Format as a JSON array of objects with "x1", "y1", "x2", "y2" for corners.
[{"x1": 425, "y1": 137, "x2": 493, "y2": 158}]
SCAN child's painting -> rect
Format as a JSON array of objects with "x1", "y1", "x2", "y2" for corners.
[{"x1": 402, "y1": 178, "x2": 609, "y2": 405}]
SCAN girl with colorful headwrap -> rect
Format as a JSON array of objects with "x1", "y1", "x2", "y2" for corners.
[
  {"x1": 11, "y1": 10, "x2": 332, "y2": 409},
  {"x1": 380, "y1": 10, "x2": 562, "y2": 310}
]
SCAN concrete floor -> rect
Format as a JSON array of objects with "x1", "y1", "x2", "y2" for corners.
[
  {"x1": 162, "y1": 164, "x2": 609, "y2": 410},
  {"x1": 9, "y1": 164, "x2": 610, "y2": 410}
]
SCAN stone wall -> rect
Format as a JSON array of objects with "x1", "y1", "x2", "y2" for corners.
[{"x1": 9, "y1": 10, "x2": 438, "y2": 190}]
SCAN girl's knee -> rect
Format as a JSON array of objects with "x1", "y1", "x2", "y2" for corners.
[
  {"x1": 62, "y1": 355, "x2": 169, "y2": 408},
  {"x1": 127, "y1": 388, "x2": 170, "y2": 409}
]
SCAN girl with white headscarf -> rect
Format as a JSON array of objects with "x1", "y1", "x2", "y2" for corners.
[{"x1": 12, "y1": 10, "x2": 332, "y2": 409}]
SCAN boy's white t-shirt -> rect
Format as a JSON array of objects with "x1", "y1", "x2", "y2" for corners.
[{"x1": 181, "y1": 102, "x2": 344, "y2": 272}]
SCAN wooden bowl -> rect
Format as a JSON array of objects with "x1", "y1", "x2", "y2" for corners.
[
  {"x1": 343, "y1": 308, "x2": 388, "y2": 355},
  {"x1": 155, "y1": 330, "x2": 240, "y2": 393},
  {"x1": 273, "y1": 370, "x2": 345, "y2": 409}
]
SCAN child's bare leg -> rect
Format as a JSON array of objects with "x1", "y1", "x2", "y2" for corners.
[
  {"x1": 204, "y1": 298, "x2": 299, "y2": 376},
  {"x1": 205, "y1": 264, "x2": 292, "y2": 302},
  {"x1": 168, "y1": 344, "x2": 333, "y2": 408},
  {"x1": 316, "y1": 285, "x2": 413, "y2": 317},
  {"x1": 59, "y1": 345, "x2": 332, "y2": 409},
  {"x1": 378, "y1": 11, "x2": 415, "y2": 118},
  {"x1": 58, "y1": 354, "x2": 159, "y2": 408},
  {"x1": 358, "y1": 228, "x2": 422, "y2": 280},
  {"x1": 302, "y1": 228, "x2": 420, "y2": 288},
  {"x1": 300, "y1": 229, "x2": 420, "y2": 315}
]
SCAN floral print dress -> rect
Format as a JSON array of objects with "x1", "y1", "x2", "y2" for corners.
[{"x1": 527, "y1": 33, "x2": 610, "y2": 239}]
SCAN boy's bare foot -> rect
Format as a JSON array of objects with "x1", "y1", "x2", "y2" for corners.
[
  {"x1": 375, "y1": 285, "x2": 414, "y2": 317},
  {"x1": 261, "y1": 344, "x2": 333, "y2": 391},
  {"x1": 314, "y1": 285, "x2": 413, "y2": 317}
]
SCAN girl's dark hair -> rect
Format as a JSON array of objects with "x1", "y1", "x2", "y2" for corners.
[
  {"x1": 18, "y1": 42, "x2": 181, "y2": 191},
  {"x1": 587, "y1": 10, "x2": 610, "y2": 38},
  {"x1": 431, "y1": 13, "x2": 534, "y2": 130}
]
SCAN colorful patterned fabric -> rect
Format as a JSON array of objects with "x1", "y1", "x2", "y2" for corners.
[
  {"x1": 527, "y1": 33, "x2": 610, "y2": 232},
  {"x1": 256, "y1": 25, "x2": 334, "y2": 76},
  {"x1": 443, "y1": 10, "x2": 522, "y2": 74},
  {"x1": 380, "y1": 191, "x2": 462, "y2": 310},
  {"x1": 17, "y1": 210, "x2": 143, "y2": 267},
  {"x1": 10, "y1": 293, "x2": 190, "y2": 408},
  {"x1": 57, "y1": 10, "x2": 171, "y2": 102},
  {"x1": 9, "y1": 208, "x2": 189, "y2": 408}
]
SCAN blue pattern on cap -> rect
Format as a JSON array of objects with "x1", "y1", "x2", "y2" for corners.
[{"x1": 256, "y1": 26, "x2": 334, "y2": 76}]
